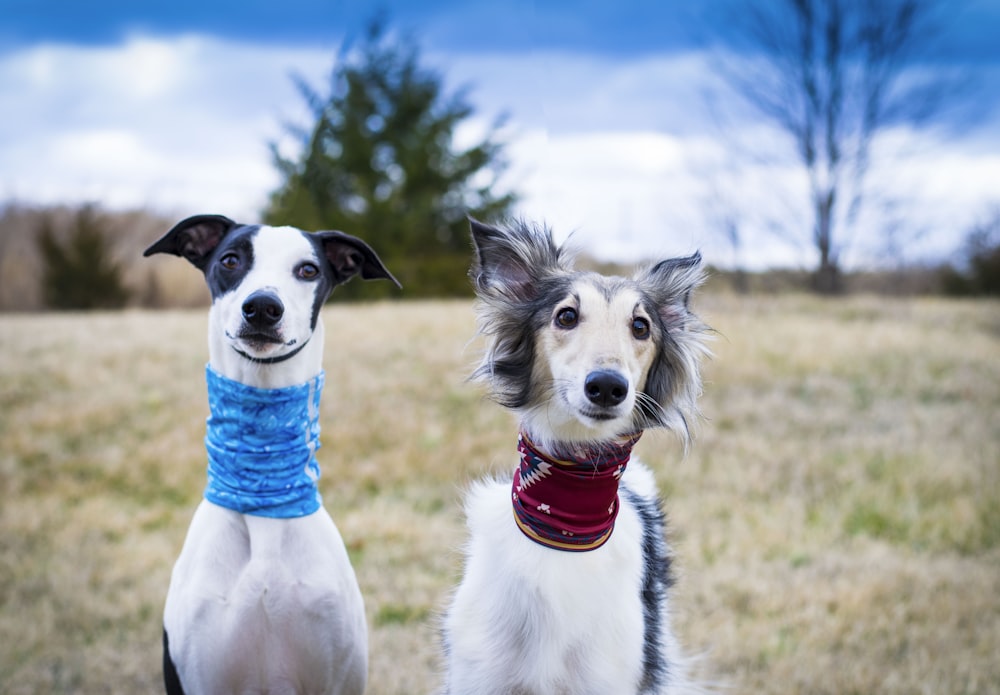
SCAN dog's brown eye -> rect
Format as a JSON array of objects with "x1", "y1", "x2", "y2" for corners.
[
  {"x1": 296, "y1": 263, "x2": 320, "y2": 280},
  {"x1": 631, "y1": 317, "x2": 651, "y2": 339},
  {"x1": 555, "y1": 307, "x2": 578, "y2": 329},
  {"x1": 219, "y1": 253, "x2": 240, "y2": 271}
]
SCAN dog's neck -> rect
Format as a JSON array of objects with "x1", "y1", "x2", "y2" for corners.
[
  {"x1": 511, "y1": 430, "x2": 642, "y2": 551},
  {"x1": 202, "y1": 365, "x2": 325, "y2": 518}
]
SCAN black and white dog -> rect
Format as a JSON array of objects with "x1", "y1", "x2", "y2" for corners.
[
  {"x1": 442, "y1": 219, "x2": 710, "y2": 695},
  {"x1": 145, "y1": 215, "x2": 399, "y2": 695}
]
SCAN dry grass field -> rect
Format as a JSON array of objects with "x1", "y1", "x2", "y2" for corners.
[{"x1": 1, "y1": 294, "x2": 998, "y2": 694}]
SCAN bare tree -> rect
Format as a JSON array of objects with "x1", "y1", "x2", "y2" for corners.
[{"x1": 716, "y1": 0, "x2": 950, "y2": 293}]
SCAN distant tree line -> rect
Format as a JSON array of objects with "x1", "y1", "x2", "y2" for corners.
[
  {"x1": 1, "y1": 201, "x2": 995, "y2": 311},
  {"x1": 940, "y1": 209, "x2": 1000, "y2": 297}
]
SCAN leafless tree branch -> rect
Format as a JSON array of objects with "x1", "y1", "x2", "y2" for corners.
[{"x1": 711, "y1": 0, "x2": 957, "y2": 292}]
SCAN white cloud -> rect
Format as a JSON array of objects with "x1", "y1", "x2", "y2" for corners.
[
  {"x1": 430, "y1": 49, "x2": 729, "y2": 136},
  {"x1": 503, "y1": 129, "x2": 704, "y2": 261},
  {"x1": 1, "y1": 34, "x2": 997, "y2": 269},
  {"x1": 0, "y1": 35, "x2": 330, "y2": 218}
]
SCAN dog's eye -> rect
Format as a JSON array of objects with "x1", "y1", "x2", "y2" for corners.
[
  {"x1": 296, "y1": 263, "x2": 320, "y2": 280},
  {"x1": 631, "y1": 317, "x2": 651, "y2": 340},
  {"x1": 555, "y1": 307, "x2": 578, "y2": 329},
  {"x1": 219, "y1": 253, "x2": 240, "y2": 271}
]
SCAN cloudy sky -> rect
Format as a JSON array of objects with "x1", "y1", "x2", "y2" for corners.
[{"x1": 3, "y1": 0, "x2": 999, "y2": 268}]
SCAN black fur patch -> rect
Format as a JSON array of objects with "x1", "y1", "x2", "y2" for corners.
[
  {"x1": 202, "y1": 226, "x2": 259, "y2": 300},
  {"x1": 621, "y1": 484, "x2": 674, "y2": 693},
  {"x1": 472, "y1": 273, "x2": 574, "y2": 409},
  {"x1": 302, "y1": 235, "x2": 336, "y2": 331},
  {"x1": 143, "y1": 214, "x2": 238, "y2": 271},
  {"x1": 163, "y1": 628, "x2": 186, "y2": 695},
  {"x1": 306, "y1": 230, "x2": 401, "y2": 328}
]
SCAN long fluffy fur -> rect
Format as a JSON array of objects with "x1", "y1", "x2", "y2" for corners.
[
  {"x1": 633, "y1": 254, "x2": 711, "y2": 439},
  {"x1": 469, "y1": 218, "x2": 710, "y2": 438},
  {"x1": 443, "y1": 218, "x2": 711, "y2": 694},
  {"x1": 469, "y1": 218, "x2": 572, "y2": 410}
]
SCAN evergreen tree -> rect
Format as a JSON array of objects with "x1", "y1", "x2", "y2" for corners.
[
  {"x1": 36, "y1": 205, "x2": 131, "y2": 310},
  {"x1": 266, "y1": 19, "x2": 517, "y2": 299}
]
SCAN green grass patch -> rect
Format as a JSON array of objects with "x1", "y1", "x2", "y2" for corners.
[{"x1": 375, "y1": 602, "x2": 432, "y2": 627}]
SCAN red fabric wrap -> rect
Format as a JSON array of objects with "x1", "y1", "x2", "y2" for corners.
[{"x1": 511, "y1": 431, "x2": 641, "y2": 551}]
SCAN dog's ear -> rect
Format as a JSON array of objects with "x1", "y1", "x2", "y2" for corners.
[
  {"x1": 316, "y1": 231, "x2": 402, "y2": 288},
  {"x1": 635, "y1": 252, "x2": 708, "y2": 436},
  {"x1": 143, "y1": 215, "x2": 237, "y2": 270},
  {"x1": 469, "y1": 218, "x2": 565, "y2": 301},
  {"x1": 636, "y1": 252, "x2": 704, "y2": 331}
]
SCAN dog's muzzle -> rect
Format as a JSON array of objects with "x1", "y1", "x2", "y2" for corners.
[{"x1": 229, "y1": 290, "x2": 311, "y2": 364}]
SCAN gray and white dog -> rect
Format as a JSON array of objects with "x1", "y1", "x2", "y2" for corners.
[
  {"x1": 145, "y1": 214, "x2": 399, "y2": 695},
  {"x1": 442, "y1": 219, "x2": 710, "y2": 695}
]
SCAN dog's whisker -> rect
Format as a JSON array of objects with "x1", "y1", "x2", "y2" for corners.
[{"x1": 635, "y1": 390, "x2": 668, "y2": 420}]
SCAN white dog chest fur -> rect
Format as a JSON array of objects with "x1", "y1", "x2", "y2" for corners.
[
  {"x1": 445, "y1": 465, "x2": 658, "y2": 694},
  {"x1": 164, "y1": 502, "x2": 367, "y2": 694}
]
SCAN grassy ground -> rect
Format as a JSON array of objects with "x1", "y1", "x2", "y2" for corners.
[{"x1": 1, "y1": 295, "x2": 998, "y2": 694}]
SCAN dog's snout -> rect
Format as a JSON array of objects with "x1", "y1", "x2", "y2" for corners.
[
  {"x1": 242, "y1": 291, "x2": 284, "y2": 328},
  {"x1": 584, "y1": 370, "x2": 629, "y2": 408}
]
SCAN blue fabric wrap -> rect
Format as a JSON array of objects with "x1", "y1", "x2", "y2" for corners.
[{"x1": 203, "y1": 365, "x2": 324, "y2": 518}]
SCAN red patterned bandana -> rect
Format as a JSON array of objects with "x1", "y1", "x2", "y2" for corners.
[{"x1": 512, "y1": 430, "x2": 642, "y2": 552}]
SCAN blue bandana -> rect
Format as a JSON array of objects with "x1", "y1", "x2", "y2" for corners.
[{"x1": 203, "y1": 365, "x2": 324, "y2": 518}]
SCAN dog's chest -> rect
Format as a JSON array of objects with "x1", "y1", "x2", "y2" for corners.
[
  {"x1": 166, "y1": 505, "x2": 367, "y2": 693},
  {"x1": 451, "y1": 475, "x2": 651, "y2": 692}
]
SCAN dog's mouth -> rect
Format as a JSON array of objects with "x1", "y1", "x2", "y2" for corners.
[
  {"x1": 581, "y1": 409, "x2": 618, "y2": 422},
  {"x1": 576, "y1": 402, "x2": 629, "y2": 423},
  {"x1": 228, "y1": 329, "x2": 295, "y2": 354},
  {"x1": 239, "y1": 331, "x2": 284, "y2": 346},
  {"x1": 560, "y1": 389, "x2": 627, "y2": 425}
]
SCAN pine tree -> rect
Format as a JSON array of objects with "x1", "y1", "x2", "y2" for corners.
[
  {"x1": 266, "y1": 19, "x2": 517, "y2": 299},
  {"x1": 36, "y1": 205, "x2": 131, "y2": 310}
]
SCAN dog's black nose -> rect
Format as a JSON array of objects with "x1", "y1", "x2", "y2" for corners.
[
  {"x1": 585, "y1": 370, "x2": 629, "y2": 408},
  {"x1": 242, "y1": 291, "x2": 284, "y2": 328}
]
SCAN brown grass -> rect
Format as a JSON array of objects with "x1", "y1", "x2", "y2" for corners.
[{"x1": 1, "y1": 295, "x2": 998, "y2": 694}]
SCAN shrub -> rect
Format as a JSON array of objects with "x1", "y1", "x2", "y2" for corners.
[
  {"x1": 941, "y1": 209, "x2": 1000, "y2": 297},
  {"x1": 36, "y1": 205, "x2": 131, "y2": 310}
]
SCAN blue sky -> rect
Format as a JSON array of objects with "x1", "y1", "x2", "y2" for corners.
[
  {"x1": 2, "y1": 1, "x2": 999, "y2": 268},
  {"x1": 1, "y1": 2, "x2": 714, "y2": 55}
]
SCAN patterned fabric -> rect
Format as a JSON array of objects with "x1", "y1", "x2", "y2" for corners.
[
  {"x1": 203, "y1": 365, "x2": 324, "y2": 518},
  {"x1": 512, "y1": 430, "x2": 642, "y2": 551}
]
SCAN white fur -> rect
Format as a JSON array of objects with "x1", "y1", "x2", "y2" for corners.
[
  {"x1": 164, "y1": 225, "x2": 367, "y2": 695},
  {"x1": 164, "y1": 505, "x2": 366, "y2": 694},
  {"x1": 445, "y1": 462, "x2": 694, "y2": 695}
]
